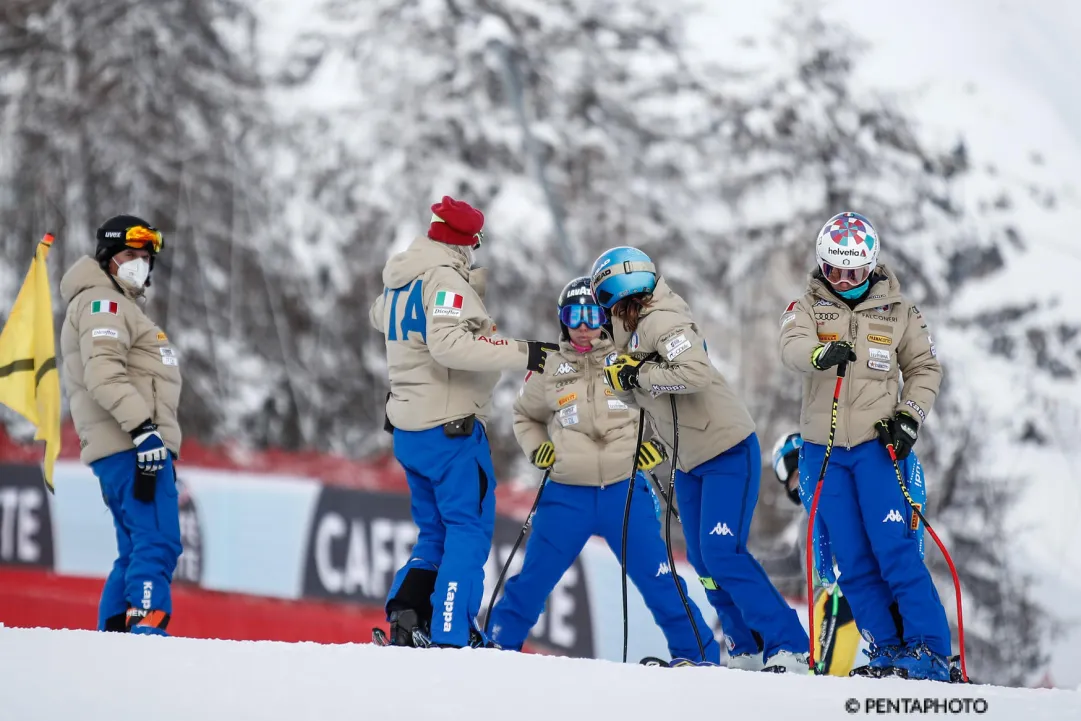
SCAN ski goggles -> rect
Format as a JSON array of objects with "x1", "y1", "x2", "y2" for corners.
[
  {"x1": 559, "y1": 304, "x2": 607, "y2": 329},
  {"x1": 122, "y1": 225, "x2": 164, "y2": 254},
  {"x1": 820, "y1": 261, "x2": 870, "y2": 287}
]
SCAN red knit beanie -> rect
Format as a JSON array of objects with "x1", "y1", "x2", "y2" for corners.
[{"x1": 428, "y1": 196, "x2": 485, "y2": 247}]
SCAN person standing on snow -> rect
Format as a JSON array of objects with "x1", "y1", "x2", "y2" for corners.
[
  {"x1": 487, "y1": 277, "x2": 719, "y2": 664},
  {"x1": 771, "y1": 431, "x2": 928, "y2": 676},
  {"x1": 778, "y1": 211, "x2": 951, "y2": 681},
  {"x1": 370, "y1": 196, "x2": 558, "y2": 648},
  {"x1": 59, "y1": 215, "x2": 182, "y2": 636},
  {"x1": 591, "y1": 247, "x2": 810, "y2": 673}
]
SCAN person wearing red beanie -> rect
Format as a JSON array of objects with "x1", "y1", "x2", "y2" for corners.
[{"x1": 369, "y1": 195, "x2": 558, "y2": 649}]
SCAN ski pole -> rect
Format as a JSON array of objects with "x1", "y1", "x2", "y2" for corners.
[
  {"x1": 647, "y1": 470, "x2": 679, "y2": 524},
  {"x1": 621, "y1": 408, "x2": 648, "y2": 663},
  {"x1": 483, "y1": 468, "x2": 551, "y2": 634},
  {"x1": 663, "y1": 394, "x2": 707, "y2": 662},
  {"x1": 806, "y1": 360, "x2": 848, "y2": 674},
  {"x1": 875, "y1": 421, "x2": 968, "y2": 684}
]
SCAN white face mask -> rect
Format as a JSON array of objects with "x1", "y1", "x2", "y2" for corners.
[{"x1": 114, "y1": 257, "x2": 150, "y2": 290}]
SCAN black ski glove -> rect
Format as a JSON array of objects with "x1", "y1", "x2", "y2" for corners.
[
  {"x1": 876, "y1": 412, "x2": 919, "y2": 460},
  {"x1": 129, "y1": 419, "x2": 166, "y2": 502},
  {"x1": 525, "y1": 341, "x2": 559, "y2": 373},
  {"x1": 811, "y1": 341, "x2": 857, "y2": 371}
]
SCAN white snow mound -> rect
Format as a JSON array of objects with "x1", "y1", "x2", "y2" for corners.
[{"x1": 0, "y1": 627, "x2": 1078, "y2": 720}]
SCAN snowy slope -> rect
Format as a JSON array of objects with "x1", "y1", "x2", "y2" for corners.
[{"x1": 1, "y1": 628, "x2": 1077, "y2": 721}]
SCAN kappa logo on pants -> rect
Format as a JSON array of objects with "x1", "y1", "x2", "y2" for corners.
[
  {"x1": 882, "y1": 509, "x2": 905, "y2": 523},
  {"x1": 708, "y1": 522, "x2": 734, "y2": 536},
  {"x1": 443, "y1": 582, "x2": 458, "y2": 632},
  {"x1": 655, "y1": 562, "x2": 671, "y2": 577}
]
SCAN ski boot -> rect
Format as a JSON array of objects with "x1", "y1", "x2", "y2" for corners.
[
  {"x1": 727, "y1": 652, "x2": 764, "y2": 672},
  {"x1": 372, "y1": 609, "x2": 431, "y2": 648},
  {"x1": 126, "y1": 608, "x2": 171, "y2": 637},
  {"x1": 849, "y1": 643, "x2": 903, "y2": 678},
  {"x1": 761, "y1": 650, "x2": 810, "y2": 674},
  {"x1": 890, "y1": 642, "x2": 951, "y2": 682},
  {"x1": 468, "y1": 618, "x2": 500, "y2": 649},
  {"x1": 639, "y1": 657, "x2": 717, "y2": 668}
]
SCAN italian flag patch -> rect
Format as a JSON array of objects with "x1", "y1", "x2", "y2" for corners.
[
  {"x1": 91, "y1": 300, "x2": 119, "y2": 315},
  {"x1": 435, "y1": 291, "x2": 463, "y2": 309},
  {"x1": 432, "y1": 290, "x2": 464, "y2": 318}
]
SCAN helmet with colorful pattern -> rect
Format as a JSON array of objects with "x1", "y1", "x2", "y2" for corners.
[{"x1": 815, "y1": 211, "x2": 879, "y2": 289}]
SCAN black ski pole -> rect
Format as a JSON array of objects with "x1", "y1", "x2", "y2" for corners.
[
  {"x1": 806, "y1": 360, "x2": 848, "y2": 673},
  {"x1": 483, "y1": 469, "x2": 551, "y2": 634},
  {"x1": 663, "y1": 395, "x2": 707, "y2": 662},
  {"x1": 621, "y1": 407, "x2": 648, "y2": 663}
]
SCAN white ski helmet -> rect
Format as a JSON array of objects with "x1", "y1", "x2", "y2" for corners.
[{"x1": 815, "y1": 211, "x2": 880, "y2": 288}]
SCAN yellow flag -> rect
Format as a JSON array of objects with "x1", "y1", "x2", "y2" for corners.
[{"x1": 0, "y1": 233, "x2": 61, "y2": 493}]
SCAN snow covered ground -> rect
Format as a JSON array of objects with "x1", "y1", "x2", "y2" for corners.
[{"x1": 0, "y1": 627, "x2": 1077, "y2": 721}]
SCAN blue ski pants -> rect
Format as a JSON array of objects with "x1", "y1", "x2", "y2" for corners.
[
  {"x1": 91, "y1": 450, "x2": 182, "y2": 636},
  {"x1": 386, "y1": 422, "x2": 497, "y2": 647},
  {"x1": 488, "y1": 475, "x2": 719, "y2": 663},
  {"x1": 675, "y1": 432, "x2": 809, "y2": 659},
  {"x1": 800, "y1": 440, "x2": 950, "y2": 655}
]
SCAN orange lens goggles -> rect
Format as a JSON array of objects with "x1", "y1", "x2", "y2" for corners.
[{"x1": 124, "y1": 225, "x2": 163, "y2": 254}]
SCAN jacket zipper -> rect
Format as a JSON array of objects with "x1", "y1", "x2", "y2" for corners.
[
  {"x1": 585, "y1": 353, "x2": 605, "y2": 489},
  {"x1": 844, "y1": 312, "x2": 858, "y2": 449}
]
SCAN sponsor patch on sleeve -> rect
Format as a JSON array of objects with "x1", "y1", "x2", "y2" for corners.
[
  {"x1": 905, "y1": 400, "x2": 927, "y2": 422},
  {"x1": 557, "y1": 392, "x2": 578, "y2": 407},
  {"x1": 817, "y1": 333, "x2": 839, "y2": 342},
  {"x1": 558, "y1": 404, "x2": 579, "y2": 427},
  {"x1": 867, "y1": 359, "x2": 891, "y2": 372},
  {"x1": 928, "y1": 335, "x2": 937, "y2": 357},
  {"x1": 784, "y1": 300, "x2": 798, "y2": 314},
  {"x1": 781, "y1": 313, "x2": 796, "y2": 328},
  {"x1": 607, "y1": 398, "x2": 629, "y2": 411},
  {"x1": 867, "y1": 334, "x2": 893, "y2": 345},
  {"x1": 869, "y1": 347, "x2": 890, "y2": 361},
  {"x1": 160, "y1": 347, "x2": 178, "y2": 367},
  {"x1": 663, "y1": 333, "x2": 692, "y2": 360},
  {"x1": 156, "y1": 331, "x2": 168, "y2": 342},
  {"x1": 91, "y1": 328, "x2": 119, "y2": 339}
]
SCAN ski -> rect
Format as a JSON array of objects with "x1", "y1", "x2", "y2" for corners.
[
  {"x1": 639, "y1": 656, "x2": 668, "y2": 667},
  {"x1": 372, "y1": 627, "x2": 389, "y2": 647}
]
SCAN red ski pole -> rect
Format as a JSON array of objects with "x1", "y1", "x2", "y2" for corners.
[
  {"x1": 876, "y1": 422, "x2": 968, "y2": 683},
  {"x1": 806, "y1": 361, "x2": 848, "y2": 674}
]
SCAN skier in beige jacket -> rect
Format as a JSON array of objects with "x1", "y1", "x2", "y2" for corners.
[
  {"x1": 778, "y1": 211, "x2": 950, "y2": 681},
  {"x1": 487, "y1": 277, "x2": 718, "y2": 663},
  {"x1": 370, "y1": 196, "x2": 557, "y2": 649},
  {"x1": 591, "y1": 245, "x2": 809, "y2": 673},
  {"x1": 59, "y1": 215, "x2": 182, "y2": 636}
]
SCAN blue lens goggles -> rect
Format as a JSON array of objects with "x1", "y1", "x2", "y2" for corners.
[{"x1": 560, "y1": 304, "x2": 607, "y2": 329}]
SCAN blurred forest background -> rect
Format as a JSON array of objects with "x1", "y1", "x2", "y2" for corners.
[{"x1": 2, "y1": 0, "x2": 1080, "y2": 686}]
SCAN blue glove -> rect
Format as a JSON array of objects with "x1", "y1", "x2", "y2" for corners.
[{"x1": 130, "y1": 420, "x2": 168, "y2": 473}]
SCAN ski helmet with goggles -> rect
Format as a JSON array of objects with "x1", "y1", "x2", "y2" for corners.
[
  {"x1": 589, "y1": 246, "x2": 657, "y2": 309},
  {"x1": 95, "y1": 215, "x2": 164, "y2": 283},
  {"x1": 557, "y1": 276, "x2": 612, "y2": 340},
  {"x1": 815, "y1": 212, "x2": 879, "y2": 289},
  {"x1": 771, "y1": 432, "x2": 803, "y2": 506}
]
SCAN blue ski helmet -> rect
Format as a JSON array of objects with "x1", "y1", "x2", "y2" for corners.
[{"x1": 589, "y1": 246, "x2": 657, "y2": 309}]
